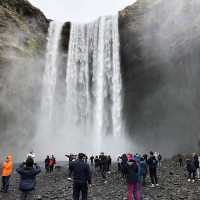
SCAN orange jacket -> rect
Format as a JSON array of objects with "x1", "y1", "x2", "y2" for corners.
[{"x1": 2, "y1": 155, "x2": 13, "y2": 177}]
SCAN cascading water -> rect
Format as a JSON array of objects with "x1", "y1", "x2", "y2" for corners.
[
  {"x1": 36, "y1": 21, "x2": 63, "y2": 143},
  {"x1": 34, "y1": 15, "x2": 130, "y2": 158},
  {"x1": 41, "y1": 21, "x2": 63, "y2": 121},
  {"x1": 66, "y1": 14, "x2": 123, "y2": 151}
]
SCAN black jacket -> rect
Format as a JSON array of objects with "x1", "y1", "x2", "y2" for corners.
[
  {"x1": 147, "y1": 156, "x2": 158, "y2": 170},
  {"x1": 16, "y1": 164, "x2": 41, "y2": 191},
  {"x1": 186, "y1": 159, "x2": 196, "y2": 172},
  {"x1": 124, "y1": 159, "x2": 139, "y2": 184},
  {"x1": 194, "y1": 155, "x2": 199, "y2": 169},
  {"x1": 70, "y1": 159, "x2": 91, "y2": 184}
]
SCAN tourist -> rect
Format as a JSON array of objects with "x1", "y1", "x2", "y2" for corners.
[
  {"x1": 117, "y1": 155, "x2": 122, "y2": 172},
  {"x1": 154, "y1": 152, "x2": 158, "y2": 160},
  {"x1": 139, "y1": 157, "x2": 148, "y2": 186},
  {"x1": 45, "y1": 155, "x2": 50, "y2": 173},
  {"x1": 67, "y1": 154, "x2": 76, "y2": 180},
  {"x1": 158, "y1": 153, "x2": 162, "y2": 167},
  {"x1": 49, "y1": 155, "x2": 56, "y2": 172},
  {"x1": 107, "y1": 155, "x2": 112, "y2": 172},
  {"x1": 123, "y1": 153, "x2": 140, "y2": 200},
  {"x1": 143, "y1": 154, "x2": 148, "y2": 163},
  {"x1": 69, "y1": 153, "x2": 91, "y2": 200},
  {"x1": 121, "y1": 154, "x2": 128, "y2": 178},
  {"x1": 193, "y1": 154, "x2": 200, "y2": 179},
  {"x1": 94, "y1": 156, "x2": 100, "y2": 170},
  {"x1": 186, "y1": 158, "x2": 196, "y2": 182},
  {"x1": 16, "y1": 157, "x2": 41, "y2": 200},
  {"x1": 99, "y1": 152, "x2": 107, "y2": 182},
  {"x1": 84, "y1": 155, "x2": 88, "y2": 163},
  {"x1": 147, "y1": 151, "x2": 159, "y2": 187},
  {"x1": 90, "y1": 155, "x2": 94, "y2": 165},
  {"x1": 1, "y1": 154, "x2": 13, "y2": 193},
  {"x1": 178, "y1": 155, "x2": 183, "y2": 167}
]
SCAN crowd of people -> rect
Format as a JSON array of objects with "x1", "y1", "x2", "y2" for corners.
[
  {"x1": 181, "y1": 153, "x2": 200, "y2": 182},
  {"x1": 0, "y1": 150, "x2": 200, "y2": 200}
]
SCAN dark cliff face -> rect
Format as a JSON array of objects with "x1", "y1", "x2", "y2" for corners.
[
  {"x1": 119, "y1": 0, "x2": 200, "y2": 155},
  {"x1": 0, "y1": 0, "x2": 49, "y2": 157}
]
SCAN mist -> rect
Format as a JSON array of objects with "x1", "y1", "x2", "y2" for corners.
[
  {"x1": 1, "y1": 0, "x2": 200, "y2": 161},
  {"x1": 0, "y1": 31, "x2": 45, "y2": 161},
  {"x1": 120, "y1": 0, "x2": 200, "y2": 157}
]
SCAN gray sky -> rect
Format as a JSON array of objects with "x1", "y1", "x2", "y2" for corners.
[{"x1": 29, "y1": 0, "x2": 136, "y2": 23}]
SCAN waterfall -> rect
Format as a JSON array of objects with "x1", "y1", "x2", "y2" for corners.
[
  {"x1": 66, "y1": 14, "x2": 123, "y2": 149},
  {"x1": 40, "y1": 21, "x2": 63, "y2": 131}
]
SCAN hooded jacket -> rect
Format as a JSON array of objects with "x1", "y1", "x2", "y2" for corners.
[
  {"x1": 2, "y1": 155, "x2": 13, "y2": 177},
  {"x1": 139, "y1": 160, "x2": 148, "y2": 177},
  {"x1": 124, "y1": 159, "x2": 139, "y2": 184},
  {"x1": 16, "y1": 164, "x2": 41, "y2": 191}
]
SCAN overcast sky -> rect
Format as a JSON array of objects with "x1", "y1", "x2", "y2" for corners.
[{"x1": 29, "y1": 0, "x2": 136, "y2": 23}]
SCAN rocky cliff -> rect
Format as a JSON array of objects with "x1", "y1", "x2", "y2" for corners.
[
  {"x1": 0, "y1": 0, "x2": 49, "y2": 156},
  {"x1": 119, "y1": 0, "x2": 200, "y2": 155},
  {"x1": 1, "y1": 0, "x2": 200, "y2": 157}
]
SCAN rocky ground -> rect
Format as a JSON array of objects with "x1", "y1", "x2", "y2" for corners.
[{"x1": 0, "y1": 160, "x2": 200, "y2": 199}]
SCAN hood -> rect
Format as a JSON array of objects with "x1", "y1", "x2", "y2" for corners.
[
  {"x1": 7, "y1": 154, "x2": 13, "y2": 162},
  {"x1": 127, "y1": 153, "x2": 133, "y2": 161}
]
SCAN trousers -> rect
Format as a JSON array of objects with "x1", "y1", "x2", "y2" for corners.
[
  {"x1": 73, "y1": 182, "x2": 88, "y2": 200},
  {"x1": 128, "y1": 183, "x2": 140, "y2": 200}
]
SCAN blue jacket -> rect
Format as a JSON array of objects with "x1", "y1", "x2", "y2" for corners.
[
  {"x1": 70, "y1": 159, "x2": 91, "y2": 184},
  {"x1": 16, "y1": 164, "x2": 41, "y2": 191},
  {"x1": 139, "y1": 160, "x2": 147, "y2": 177}
]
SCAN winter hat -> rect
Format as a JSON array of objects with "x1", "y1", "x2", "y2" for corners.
[{"x1": 127, "y1": 153, "x2": 133, "y2": 161}]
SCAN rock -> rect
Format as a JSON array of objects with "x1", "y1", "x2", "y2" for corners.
[
  {"x1": 0, "y1": 0, "x2": 49, "y2": 158},
  {"x1": 35, "y1": 195, "x2": 42, "y2": 200},
  {"x1": 119, "y1": 0, "x2": 200, "y2": 155},
  {"x1": 169, "y1": 171, "x2": 174, "y2": 175},
  {"x1": 4, "y1": 161, "x2": 200, "y2": 199}
]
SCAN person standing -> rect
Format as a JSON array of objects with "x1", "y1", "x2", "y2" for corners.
[
  {"x1": 178, "y1": 155, "x2": 183, "y2": 167},
  {"x1": 193, "y1": 154, "x2": 200, "y2": 179},
  {"x1": 121, "y1": 154, "x2": 128, "y2": 178},
  {"x1": 99, "y1": 153, "x2": 107, "y2": 181},
  {"x1": 66, "y1": 154, "x2": 76, "y2": 178},
  {"x1": 16, "y1": 157, "x2": 41, "y2": 200},
  {"x1": 147, "y1": 151, "x2": 159, "y2": 187},
  {"x1": 1, "y1": 154, "x2": 13, "y2": 193},
  {"x1": 186, "y1": 158, "x2": 196, "y2": 183},
  {"x1": 45, "y1": 155, "x2": 50, "y2": 173},
  {"x1": 49, "y1": 155, "x2": 56, "y2": 173},
  {"x1": 94, "y1": 156, "x2": 100, "y2": 171},
  {"x1": 124, "y1": 154, "x2": 140, "y2": 200},
  {"x1": 90, "y1": 155, "x2": 94, "y2": 165},
  {"x1": 107, "y1": 156, "x2": 112, "y2": 172},
  {"x1": 70, "y1": 153, "x2": 92, "y2": 200},
  {"x1": 158, "y1": 153, "x2": 162, "y2": 167},
  {"x1": 139, "y1": 157, "x2": 148, "y2": 186},
  {"x1": 117, "y1": 155, "x2": 122, "y2": 172}
]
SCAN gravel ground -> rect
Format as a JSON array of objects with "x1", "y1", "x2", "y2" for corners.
[{"x1": 1, "y1": 160, "x2": 200, "y2": 199}]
